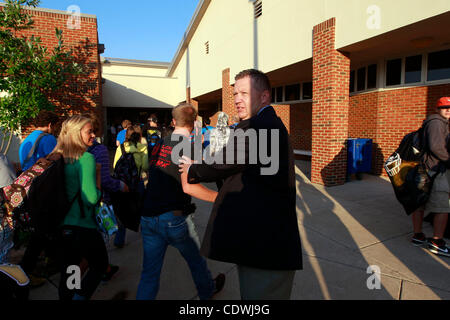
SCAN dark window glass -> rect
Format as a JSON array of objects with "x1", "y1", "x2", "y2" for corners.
[
  {"x1": 284, "y1": 83, "x2": 300, "y2": 101},
  {"x1": 271, "y1": 88, "x2": 275, "y2": 103},
  {"x1": 349, "y1": 70, "x2": 355, "y2": 93},
  {"x1": 386, "y1": 58, "x2": 402, "y2": 86},
  {"x1": 276, "y1": 87, "x2": 283, "y2": 102},
  {"x1": 357, "y1": 67, "x2": 366, "y2": 91},
  {"x1": 367, "y1": 64, "x2": 377, "y2": 89},
  {"x1": 405, "y1": 55, "x2": 422, "y2": 83},
  {"x1": 302, "y1": 82, "x2": 312, "y2": 100},
  {"x1": 427, "y1": 49, "x2": 450, "y2": 81}
]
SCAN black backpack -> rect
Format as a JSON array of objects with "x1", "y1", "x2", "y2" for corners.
[
  {"x1": 111, "y1": 144, "x2": 142, "y2": 232},
  {"x1": 3, "y1": 153, "x2": 81, "y2": 234},
  {"x1": 384, "y1": 126, "x2": 437, "y2": 215},
  {"x1": 113, "y1": 144, "x2": 140, "y2": 192}
]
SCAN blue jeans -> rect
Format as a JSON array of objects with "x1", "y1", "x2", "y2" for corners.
[{"x1": 136, "y1": 212, "x2": 214, "y2": 300}]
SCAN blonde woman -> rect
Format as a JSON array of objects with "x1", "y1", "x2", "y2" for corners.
[{"x1": 53, "y1": 115, "x2": 107, "y2": 300}]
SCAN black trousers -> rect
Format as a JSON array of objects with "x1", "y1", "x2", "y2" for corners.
[
  {"x1": 0, "y1": 272, "x2": 29, "y2": 300},
  {"x1": 58, "y1": 226, "x2": 108, "y2": 300},
  {"x1": 20, "y1": 230, "x2": 59, "y2": 274}
]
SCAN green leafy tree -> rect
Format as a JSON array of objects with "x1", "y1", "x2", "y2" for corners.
[{"x1": 0, "y1": 0, "x2": 82, "y2": 155}]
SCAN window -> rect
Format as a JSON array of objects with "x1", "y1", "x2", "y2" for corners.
[
  {"x1": 275, "y1": 86, "x2": 283, "y2": 103},
  {"x1": 285, "y1": 84, "x2": 300, "y2": 101},
  {"x1": 357, "y1": 67, "x2": 366, "y2": 91},
  {"x1": 349, "y1": 70, "x2": 355, "y2": 93},
  {"x1": 302, "y1": 82, "x2": 312, "y2": 100},
  {"x1": 405, "y1": 55, "x2": 422, "y2": 83},
  {"x1": 350, "y1": 63, "x2": 377, "y2": 92},
  {"x1": 427, "y1": 49, "x2": 450, "y2": 81},
  {"x1": 367, "y1": 64, "x2": 377, "y2": 89},
  {"x1": 386, "y1": 58, "x2": 402, "y2": 86},
  {"x1": 271, "y1": 88, "x2": 275, "y2": 103},
  {"x1": 254, "y1": 0, "x2": 262, "y2": 19}
]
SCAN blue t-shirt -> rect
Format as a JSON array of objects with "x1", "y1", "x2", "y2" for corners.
[
  {"x1": 19, "y1": 130, "x2": 57, "y2": 171},
  {"x1": 116, "y1": 129, "x2": 127, "y2": 145},
  {"x1": 202, "y1": 126, "x2": 214, "y2": 147}
]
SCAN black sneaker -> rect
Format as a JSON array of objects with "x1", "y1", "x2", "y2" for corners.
[
  {"x1": 213, "y1": 273, "x2": 226, "y2": 295},
  {"x1": 427, "y1": 238, "x2": 450, "y2": 257},
  {"x1": 411, "y1": 233, "x2": 427, "y2": 246},
  {"x1": 102, "y1": 265, "x2": 119, "y2": 281}
]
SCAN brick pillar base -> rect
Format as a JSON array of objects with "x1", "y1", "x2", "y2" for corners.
[
  {"x1": 222, "y1": 68, "x2": 236, "y2": 123},
  {"x1": 311, "y1": 18, "x2": 350, "y2": 186}
]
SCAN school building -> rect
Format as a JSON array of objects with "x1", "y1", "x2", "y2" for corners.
[{"x1": 6, "y1": 1, "x2": 450, "y2": 186}]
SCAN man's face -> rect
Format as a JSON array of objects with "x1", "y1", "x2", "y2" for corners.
[
  {"x1": 438, "y1": 107, "x2": 450, "y2": 120},
  {"x1": 234, "y1": 76, "x2": 268, "y2": 120}
]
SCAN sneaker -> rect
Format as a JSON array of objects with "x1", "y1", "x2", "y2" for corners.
[
  {"x1": 102, "y1": 264, "x2": 119, "y2": 281},
  {"x1": 427, "y1": 238, "x2": 450, "y2": 257},
  {"x1": 411, "y1": 233, "x2": 427, "y2": 246},
  {"x1": 213, "y1": 273, "x2": 226, "y2": 295}
]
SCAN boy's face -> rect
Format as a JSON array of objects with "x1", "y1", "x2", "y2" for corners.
[{"x1": 438, "y1": 107, "x2": 450, "y2": 120}]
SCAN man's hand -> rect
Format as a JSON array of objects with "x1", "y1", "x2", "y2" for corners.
[{"x1": 178, "y1": 155, "x2": 195, "y2": 174}]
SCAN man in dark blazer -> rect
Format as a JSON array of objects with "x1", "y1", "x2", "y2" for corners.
[{"x1": 179, "y1": 69, "x2": 302, "y2": 299}]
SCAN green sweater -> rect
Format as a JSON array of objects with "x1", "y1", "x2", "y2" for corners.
[{"x1": 63, "y1": 152, "x2": 101, "y2": 229}]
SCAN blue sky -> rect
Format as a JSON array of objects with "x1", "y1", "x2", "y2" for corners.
[{"x1": 36, "y1": 0, "x2": 200, "y2": 62}]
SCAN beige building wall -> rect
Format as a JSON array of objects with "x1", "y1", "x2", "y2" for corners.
[
  {"x1": 170, "y1": 0, "x2": 450, "y2": 98},
  {"x1": 102, "y1": 61, "x2": 179, "y2": 108}
]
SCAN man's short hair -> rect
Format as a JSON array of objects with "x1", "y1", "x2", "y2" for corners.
[
  {"x1": 172, "y1": 103, "x2": 197, "y2": 128},
  {"x1": 235, "y1": 69, "x2": 271, "y2": 93},
  {"x1": 34, "y1": 110, "x2": 59, "y2": 127}
]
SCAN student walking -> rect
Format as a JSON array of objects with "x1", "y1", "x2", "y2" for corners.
[
  {"x1": 53, "y1": 115, "x2": 107, "y2": 300},
  {"x1": 411, "y1": 97, "x2": 450, "y2": 256},
  {"x1": 136, "y1": 103, "x2": 225, "y2": 300}
]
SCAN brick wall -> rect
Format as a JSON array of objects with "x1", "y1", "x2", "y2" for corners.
[
  {"x1": 290, "y1": 103, "x2": 312, "y2": 151},
  {"x1": 222, "y1": 68, "x2": 237, "y2": 121},
  {"x1": 16, "y1": 7, "x2": 102, "y2": 138},
  {"x1": 311, "y1": 18, "x2": 350, "y2": 186},
  {"x1": 350, "y1": 83, "x2": 450, "y2": 175}
]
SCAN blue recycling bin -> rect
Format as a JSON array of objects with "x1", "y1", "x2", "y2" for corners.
[{"x1": 347, "y1": 138, "x2": 372, "y2": 175}]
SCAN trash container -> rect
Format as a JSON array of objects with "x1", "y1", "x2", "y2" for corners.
[{"x1": 347, "y1": 138, "x2": 372, "y2": 176}]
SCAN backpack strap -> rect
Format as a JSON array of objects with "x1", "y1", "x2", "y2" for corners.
[
  {"x1": 120, "y1": 143, "x2": 127, "y2": 156},
  {"x1": 24, "y1": 132, "x2": 49, "y2": 165},
  {"x1": 68, "y1": 189, "x2": 86, "y2": 219}
]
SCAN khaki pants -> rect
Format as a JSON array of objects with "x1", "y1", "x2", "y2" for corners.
[
  {"x1": 237, "y1": 265, "x2": 296, "y2": 300},
  {"x1": 425, "y1": 170, "x2": 450, "y2": 214}
]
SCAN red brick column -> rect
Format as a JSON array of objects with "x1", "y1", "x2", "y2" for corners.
[
  {"x1": 222, "y1": 68, "x2": 237, "y2": 121},
  {"x1": 311, "y1": 18, "x2": 350, "y2": 186}
]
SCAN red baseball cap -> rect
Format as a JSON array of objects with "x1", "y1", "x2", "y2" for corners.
[{"x1": 437, "y1": 97, "x2": 450, "y2": 108}]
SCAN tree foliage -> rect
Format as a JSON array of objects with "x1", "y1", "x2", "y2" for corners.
[{"x1": 0, "y1": 0, "x2": 82, "y2": 154}]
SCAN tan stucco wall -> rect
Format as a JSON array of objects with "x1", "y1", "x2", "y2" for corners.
[
  {"x1": 171, "y1": 0, "x2": 450, "y2": 99},
  {"x1": 102, "y1": 64, "x2": 179, "y2": 108}
]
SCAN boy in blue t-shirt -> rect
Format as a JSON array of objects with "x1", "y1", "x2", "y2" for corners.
[
  {"x1": 116, "y1": 119, "x2": 131, "y2": 147},
  {"x1": 18, "y1": 110, "x2": 59, "y2": 171}
]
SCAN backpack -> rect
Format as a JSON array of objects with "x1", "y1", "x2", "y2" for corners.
[
  {"x1": 113, "y1": 144, "x2": 140, "y2": 192},
  {"x1": 2, "y1": 153, "x2": 80, "y2": 234},
  {"x1": 111, "y1": 144, "x2": 142, "y2": 232},
  {"x1": 384, "y1": 126, "x2": 437, "y2": 215}
]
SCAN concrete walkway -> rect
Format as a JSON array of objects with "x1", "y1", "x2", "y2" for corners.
[{"x1": 24, "y1": 161, "x2": 450, "y2": 300}]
